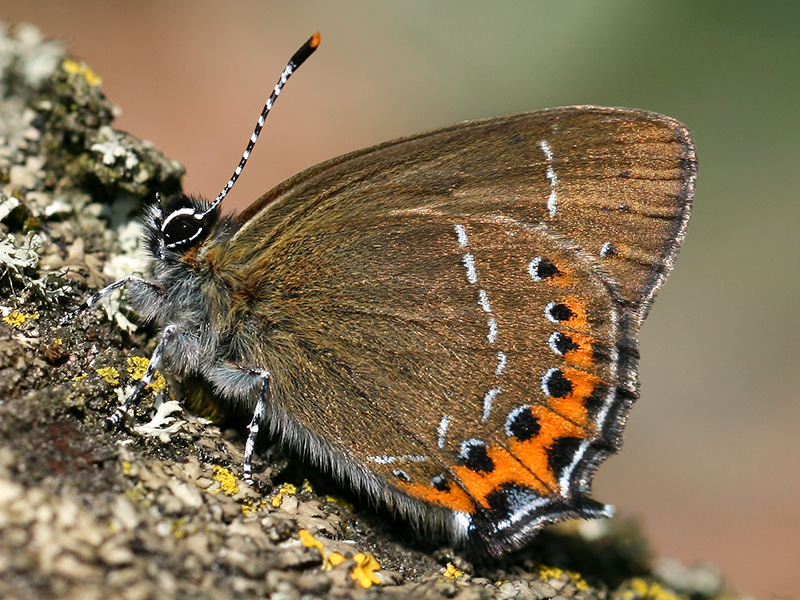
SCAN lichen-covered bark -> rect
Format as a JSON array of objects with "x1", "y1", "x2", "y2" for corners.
[{"x1": 0, "y1": 22, "x2": 740, "y2": 600}]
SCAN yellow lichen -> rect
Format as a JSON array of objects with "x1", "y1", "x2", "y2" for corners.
[
  {"x1": 271, "y1": 482, "x2": 298, "y2": 507},
  {"x1": 537, "y1": 565, "x2": 564, "y2": 581},
  {"x1": 350, "y1": 552, "x2": 382, "y2": 588},
  {"x1": 298, "y1": 529, "x2": 359, "y2": 573},
  {"x1": 298, "y1": 529, "x2": 379, "y2": 585},
  {"x1": 537, "y1": 565, "x2": 589, "y2": 591},
  {"x1": 299, "y1": 529, "x2": 342, "y2": 570},
  {"x1": 121, "y1": 461, "x2": 132, "y2": 476},
  {"x1": 72, "y1": 373, "x2": 88, "y2": 382},
  {"x1": 126, "y1": 356, "x2": 167, "y2": 393},
  {"x1": 95, "y1": 366, "x2": 120, "y2": 385},
  {"x1": 442, "y1": 562, "x2": 465, "y2": 579},
  {"x1": 622, "y1": 578, "x2": 685, "y2": 600},
  {"x1": 209, "y1": 465, "x2": 239, "y2": 496},
  {"x1": 325, "y1": 552, "x2": 346, "y2": 570},
  {"x1": 241, "y1": 499, "x2": 268, "y2": 517},
  {"x1": 325, "y1": 494, "x2": 354, "y2": 509},
  {"x1": 62, "y1": 58, "x2": 103, "y2": 86},
  {"x1": 279, "y1": 483, "x2": 297, "y2": 495},
  {"x1": 125, "y1": 482, "x2": 149, "y2": 505},
  {"x1": 171, "y1": 518, "x2": 187, "y2": 539},
  {"x1": 573, "y1": 573, "x2": 590, "y2": 591},
  {"x1": 2, "y1": 310, "x2": 39, "y2": 327},
  {"x1": 299, "y1": 529, "x2": 324, "y2": 554}
]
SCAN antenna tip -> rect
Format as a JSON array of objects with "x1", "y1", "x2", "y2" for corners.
[{"x1": 290, "y1": 32, "x2": 321, "y2": 68}]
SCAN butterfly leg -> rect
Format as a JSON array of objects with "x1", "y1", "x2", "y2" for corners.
[
  {"x1": 205, "y1": 363, "x2": 271, "y2": 484},
  {"x1": 243, "y1": 369, "x2": 270, "y2": 484},
  {"x1": 59, "y1": 275, "x2": 163, "y2": 325},
  {"x1": 105, "y1": 324, "x2": 177, "y2": 429}
]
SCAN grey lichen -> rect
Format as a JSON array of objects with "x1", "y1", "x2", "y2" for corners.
[{"x1": 0, "y1": 19, "x2": 183, "y2": 325}]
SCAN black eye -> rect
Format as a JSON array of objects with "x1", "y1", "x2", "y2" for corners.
[{"x1": 162, "y1": 212, "x2": 203, "y2": 247}]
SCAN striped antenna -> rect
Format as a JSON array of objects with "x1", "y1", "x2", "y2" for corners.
[{"x1": 201, "y1": 32, "x2": 321, "y2": 217}]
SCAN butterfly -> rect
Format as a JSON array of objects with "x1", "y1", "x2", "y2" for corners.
[{"x1": 65, "y1": 32, "x2": 696, "y2": 556}]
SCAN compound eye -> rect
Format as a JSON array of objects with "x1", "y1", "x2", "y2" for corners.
[{"x1": 162, "y1": 208, "x2": 202, "y2": 247}]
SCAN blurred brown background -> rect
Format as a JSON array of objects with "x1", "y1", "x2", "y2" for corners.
[{"x1": 2, "y1": 2, "x2": 797, "y2": 597}]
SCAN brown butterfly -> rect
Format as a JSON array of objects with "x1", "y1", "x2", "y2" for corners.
[{"x1": 65, "y1": 32, "x2": 696, "y2": 556}]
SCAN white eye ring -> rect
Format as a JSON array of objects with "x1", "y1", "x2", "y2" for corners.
[{"x1": 161, "y1": 206, "x2": 199, "y2": 232}]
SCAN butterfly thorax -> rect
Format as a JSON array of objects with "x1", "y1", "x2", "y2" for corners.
[{"x1": 131, "y1": 196, "x2": 246, "y2": 379}]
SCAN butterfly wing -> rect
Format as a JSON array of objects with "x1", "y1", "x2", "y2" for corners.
[
  {"x1": 217, "y1": 107, "x2": 696, "y2": 554},
  {"x1": 235, "y1": 106, "x2": 695, "y2": 326}
]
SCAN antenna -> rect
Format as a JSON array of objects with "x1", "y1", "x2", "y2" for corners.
[{"x1": 201, "y1": 32, "x2": 320, "y2": 217}]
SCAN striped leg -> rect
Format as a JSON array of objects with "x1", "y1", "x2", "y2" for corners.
[
  {"x1": 105, "y1": 324, "x2": 176, "y2": 429},
  {"x1": 244, "y1": 369, "x2": 271, "y2": 484},
  {"x1": 60, "y1": 275, "x2": 163, "y2": 325}
]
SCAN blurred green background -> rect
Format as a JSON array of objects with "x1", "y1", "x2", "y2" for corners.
[{"x1": 2, "y1": 2, "x2": 797, "y2": 596}]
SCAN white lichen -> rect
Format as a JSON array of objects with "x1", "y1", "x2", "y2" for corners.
[
  {"x1": 132, "y1": 396, "x2": 186, "y2": 443},
  {"x1": 91, "y1": 126, "x2": 140, "y2": 169},
  {"x1": 0, "y1": 22, "x2": 64, "y2": 92},
  {"x1": 0, "y1": 196, "x2": 19, "y2": 221},
  {"x1": 0, "y1": 230, "x2": 42, "y2": 273}
]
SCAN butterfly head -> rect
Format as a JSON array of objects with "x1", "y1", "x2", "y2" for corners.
[
  {"x1": 144, "y1": 193, "x2": 220, "y2": 261},
  {"x1": 141, "y1": 33, "x2": 322, "y2": 264}
]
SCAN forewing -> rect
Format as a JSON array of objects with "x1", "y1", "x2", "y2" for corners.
[{"x1": 234, "y1": 106, "x2": 695, "y2": 325}]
